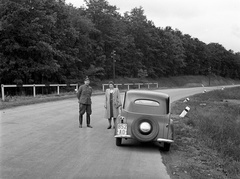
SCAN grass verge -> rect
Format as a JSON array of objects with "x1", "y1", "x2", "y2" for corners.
[
  {"x1": 161, "y1": 87, "x2": 240, "y2": 179},
  {"x1": 0, "y1": 90, "x2": 104, "y2": 110}
]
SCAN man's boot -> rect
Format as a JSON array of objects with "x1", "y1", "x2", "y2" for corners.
[
  {"x1": 107, "y1": 118, "x2": 112, "y2": 129},
  {"x1": 79, "y1": 115, "x2": 83, "y2": 128},
  {"x1": 86, "y1": 114, "x2": 93, "y2": 128},
  {"x1": 113, "y1": 118, "x2": 116, "y2": 129}
]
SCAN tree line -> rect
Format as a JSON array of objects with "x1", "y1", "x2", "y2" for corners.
[{"x1": 1, "y1": 0, "x2": 240, "y2": 85}]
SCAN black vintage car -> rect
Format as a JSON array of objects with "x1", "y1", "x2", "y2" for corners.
[{"x1": 114, "y1": 90, "x2": 174, "y2": 151}]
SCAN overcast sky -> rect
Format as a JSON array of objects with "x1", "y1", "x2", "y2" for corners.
[{"x1": 65, "y1": 0, "x2": 240, "y2": 53}]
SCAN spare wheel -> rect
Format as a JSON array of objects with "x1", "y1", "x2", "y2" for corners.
[{"x1": 131, "y1": 117, "x2": 159, "y2": 142}]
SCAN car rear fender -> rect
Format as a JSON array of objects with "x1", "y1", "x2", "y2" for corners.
[
  {"x1": 156, "y1": 114, "x2": 170, "y2": 139},
  {"x1": 166, "y1": 118, "x2": 174, "y2": 140}
]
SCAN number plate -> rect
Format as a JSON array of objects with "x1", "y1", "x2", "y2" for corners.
[{"x1": 117, "y1": 123, "x2": 127, "y2": 135}]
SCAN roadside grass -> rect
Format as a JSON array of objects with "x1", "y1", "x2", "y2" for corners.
[
  {"x1": 164, "y1": 86, "x2": 240, "y2": 178},
  {"x1": 0, "y1": 92, "x2": 76, "y2": 109},
  {"x1": 0, "y1": 90, "x2": 105, "y2": 110}
]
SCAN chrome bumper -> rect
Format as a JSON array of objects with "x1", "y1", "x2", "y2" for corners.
[
  {"x1": 157, "y1": 138, "x2": 174, "y2": 143},
  {"x1": 114, "y1": 134, "x2": 131, "y2": 138}
]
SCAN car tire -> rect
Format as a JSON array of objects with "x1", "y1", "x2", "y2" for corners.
[
  {"x1": 131, "y1": 117, "x2": 159, "y2": 142},
  {"x1": 163, "y1": 142, "x2": 171, "y2": 151},
  {"x1": 116, "y1": 138, "x2": 122, "y2": 146}
]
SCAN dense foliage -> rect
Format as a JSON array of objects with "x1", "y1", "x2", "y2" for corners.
[{"x1": 1, "y1": 0, "x2": 240, "y2": 84}]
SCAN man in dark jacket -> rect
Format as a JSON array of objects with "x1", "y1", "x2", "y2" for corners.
[{"x1": 77, "y1": 76, "x2": 93, "y2": 128}]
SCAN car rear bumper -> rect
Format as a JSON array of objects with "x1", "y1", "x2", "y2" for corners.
[
  {"x1": 114, "y1": 134, "x2": 132, "y2": 138},
  {"x1": 157, "y1": 138, "x2": 174, "y2": 143},
  {"x1": 114, "y1": 135, "x2": 174, "y2": 143}
]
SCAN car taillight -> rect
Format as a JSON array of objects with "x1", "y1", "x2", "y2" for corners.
[{"x1": 119, "y1": 116, "x2": 125, "y2": 123}]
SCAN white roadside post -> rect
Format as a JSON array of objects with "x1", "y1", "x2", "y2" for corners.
[
  {"x1": 147, "y1": 83, "x2": 150, "y2": 89},
  {"x1": 75, "y1": 85, "x2": 78, "y2": 93},
  {"x1": 57, "y1": 85, "x2": 60, "y2": 95},
  {"x1": 202, "y1": 84, "x2": 206, "y2": 93},
  {"x1": 124, "y1": 83, "x2": 131, "y2": 90},
  {"x1": 102, "y1": 84, "x2": 107, "y2": 92},
  {"x1": 136, "y1": 83, "x2": 142, "y2": 89},
  {"x1": 1, "y1": 84, "x2": 4, "y2": 101},
  {"x1": 33, "y1": 84, "x2": 36, "y2": 97},
  {"x1": 179, "y1": 106, "x2": 190, "y2": 118}
]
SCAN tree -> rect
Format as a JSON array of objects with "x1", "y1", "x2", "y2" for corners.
[
  {"x1": 0, "y1": 0, "x2": 96, "y2": 84},
  {"x1": 161, "y1": 27, "x2": 186, "y2": 76},
  {"x1": 0, "y1": 0, "x2": 61, "y2": 84},
  {"x1": 84, "y1": 0, "x2": 130, "y2": 79},
  {"x1": 1, "y1": 0, "x2": 239, "y2": 86}
]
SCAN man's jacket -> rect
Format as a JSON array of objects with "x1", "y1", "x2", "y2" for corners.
[{"x1": 77, "y1": 84, "x2": 92, "y2": 104}]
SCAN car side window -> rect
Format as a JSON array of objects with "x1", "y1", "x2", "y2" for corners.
[{"x1": 134, "y1": 99, "x2": 160, "y2": 107}]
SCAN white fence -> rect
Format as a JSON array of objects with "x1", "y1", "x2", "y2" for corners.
[
  {"x1": 102, "y1": 83, "x2": 158, "y2": 92},
  {"x1": 1, "y1": 84, "x2": 78, "y2": 101},
  {"x1": 1, "y1": 82, "x2": 159, "y2": 101}
]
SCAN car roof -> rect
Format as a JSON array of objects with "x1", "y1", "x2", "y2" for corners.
[{"x1": 125, "y1": 90, "x2": 169, "y2": 101}]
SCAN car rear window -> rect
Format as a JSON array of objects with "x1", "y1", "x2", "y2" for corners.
[{"x1": 134, "y1": 99, "x2": 160, "y2": 106}]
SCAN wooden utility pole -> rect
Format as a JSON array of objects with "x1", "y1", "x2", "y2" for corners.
[{"x1": 111, "y1": 50, "x2": 116, "y2": 83}]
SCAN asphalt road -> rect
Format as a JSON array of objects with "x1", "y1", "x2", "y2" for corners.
[{"x1": 0, "y1": 85, "x2": 236, "y2": 179}]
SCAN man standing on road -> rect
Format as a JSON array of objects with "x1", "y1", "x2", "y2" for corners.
[{"x1": 77, "y1": 76, "x2": 93, "y2": 128}]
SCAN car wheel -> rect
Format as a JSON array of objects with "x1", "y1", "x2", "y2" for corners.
[
  {"x1": 116, "y1": 138, "x2": 122, "y2": 146},
  {"x1": 163, "y1": 142, "x2": 171, "y2": 151},
  {"x1": 131, "y1": 117, "x2": 159, "y2": 142}
]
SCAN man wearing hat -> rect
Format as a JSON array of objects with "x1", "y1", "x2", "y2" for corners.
[{"x1": 77, "y1": 76, "x2": 93, "y2": 128}]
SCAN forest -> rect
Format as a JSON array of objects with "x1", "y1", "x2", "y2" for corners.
[{"x1": 1, "y1": 0, "x2": 240, "y2": 85}]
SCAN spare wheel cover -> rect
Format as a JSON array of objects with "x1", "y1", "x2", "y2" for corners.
[{"x1": 131, "y1": 117, "x2": 159, "y2": 142}]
